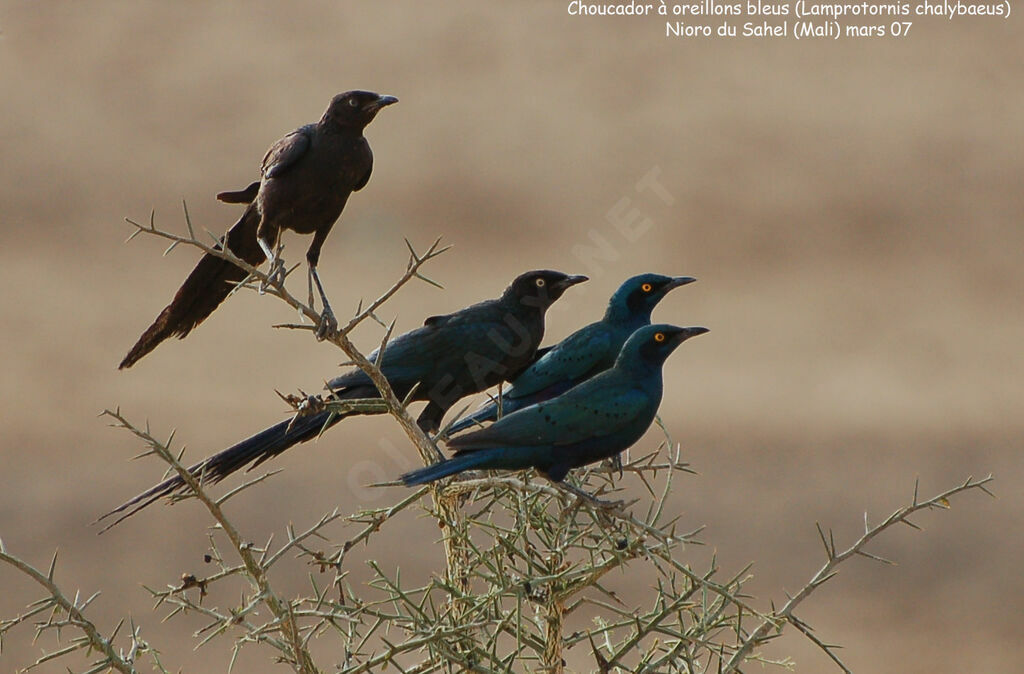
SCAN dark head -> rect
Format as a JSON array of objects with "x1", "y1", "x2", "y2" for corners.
[
  {"x1": 322, "y1": 91, "x2": 398, "y2": 129},
  {"x1": 617, "y1": 323, "x2": 709, "y2": 370},
  {"x1": 605, "y1": 273, "x2": 697, "y2": 325},
  {"x1": 503, "y1": 270, "x2": 588, "y2": 311}
]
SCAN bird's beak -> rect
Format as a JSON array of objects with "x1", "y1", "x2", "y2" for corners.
[
  {"x1": 364, "y1": 94, "x2": 399, "y2": 112},
  {"x1": 672, "y1": 326, "x2": 710, "y2": 343},
  {"x1": 667, "y1": 276, "x2": 697, "y2": 289},
  {"x1": 557, "y1": 274, "x2": 589, "y2": 290}
]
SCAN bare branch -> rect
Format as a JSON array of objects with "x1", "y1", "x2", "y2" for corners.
[
  {"x1": 723, "y1": 475, "x2": 995, "y2": 672},
  {"x1": 0, "y1": 543, "x2": 138, "y2": 674}
]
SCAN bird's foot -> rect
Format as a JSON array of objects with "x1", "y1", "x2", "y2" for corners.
[
  {"x1": 557, "y1": 481, "x2": 631, "y2": 510},
  {"x1": 308, "y1": 265, "x2": 337, "y2": 340},
  {"x1": 259, "y1": 259, "x2": 286, "y2": 294},
  {"x1": 605, "y1": 454, "x2": 624, "y2": 478},
  {"x1": 270, "y1": 259, "x2": 288, "y2": 290},
  {"x1": 315, "y1": 306, "x2": 338, "y2": 341}
]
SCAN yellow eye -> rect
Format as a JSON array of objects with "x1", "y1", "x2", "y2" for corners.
[
  {"x1": 535, "y1": 278, "x2": 546, "y2": 287},
  {"x1": 654, "y1": 332, "x2": 666, "y2": 343},
  {"x1": 641, "y1": 283, "x2": 653, "y2": 292}
]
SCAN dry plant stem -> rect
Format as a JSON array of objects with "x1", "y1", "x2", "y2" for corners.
[
  {"x1": 331, "y1": 487, "x2": 428, "y2": 571},
  {"x1": 436, "y1": 490, "x2": 474, "y2": 665},
  {"x1": 104, "y1": 213, "x2": 1001, "y2": 673},
  {"x1": 0, "y1": 543, "x2": 138, "y2": 674},
  {"x1": 125, "y1": 207, "x2": 449, "y2": 343},
  {"x1": 123, "y1": 214, "x2": 465, "y2": 662},
  {"x1": 542, "y1": 548, "x2": 566, "y2": 674},
  {"x1": 327, "y1": 329, "x2": 443, "y2": 465},
  {"x1": 102, "y1": 408, "x2": 319, "y2": 674},
  {"x1": 335, "y1": 237, "x2": 450, "y2": 335},
  {"x1": 723, "y1": 475, "x2": 995, "y2": 674},
  {"x1": 438, "y1": 469, "x2": 758, "y2": 614},
  {"x1": 127, "y1": 214, "x2": 460, "y2": 647},
  {"x1": 124, "y1": 210, "x2": 446, "y2": 465}
]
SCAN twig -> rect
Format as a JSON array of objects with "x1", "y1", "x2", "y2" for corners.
[
  {"x1": 102, "y1": 409, "x2": 319, "y2": 673},
  {"x1": 722, "y1": 475, "x2": 995, "y2": 673},
  {"x1": 0, "y1": 541, "x2": 138, "y2": 674}
]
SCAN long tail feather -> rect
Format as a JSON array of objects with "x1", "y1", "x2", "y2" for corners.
[
  {"x1": 97, "y1": 410, "x2": 339, "y2": 532},
  {"x1": 446, "y1": 400, "x2": 500, "y2": 435},
  {"x1": 399, "y1": 452, "x2": 495, "y2": 486},
  {"x1": 119, "y1": 207, "x2": 264, "y2": 369}
]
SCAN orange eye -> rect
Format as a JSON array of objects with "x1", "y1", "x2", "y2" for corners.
[
  {"x1": 535, "y1": 278, "x2": 546, "y2": 287},
  {"x1": 641, "y1": 283, "x2": 653, "y2": 292},
  {"x1": 654, "y1": 332, "x2": 666, "y2": 343}
]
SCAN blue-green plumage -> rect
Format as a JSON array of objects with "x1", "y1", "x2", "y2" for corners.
[
  {"x1": 99, "y1": 270, "x2": 587, "y2": 530},
  {"x1": 400, "y1": 324, "x2": 708, "y2": 486},
  {"x1": 446, "y1": 274, "x2": 695, "y2": 435}
]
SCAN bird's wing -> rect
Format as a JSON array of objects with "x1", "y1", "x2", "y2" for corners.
[
  {"x1": 353, "y1": 163, "x2": 373, "y2": 191},
  {"x1": 530, "y1": 345, "x2": 553, "y2": 362},
  {"x1": 324, "y1": 307, "x2": 507, "y2": 392},
  {"x1": 506, "y1": 327, "x2": 613, "y2": 399},
  {"x1": 423, "y1": 313, "x2": 453, "y2": 327},
  {"x1": 216, "y1": 181, "x2": 261, "y2": 204},
  {"x1": 261, "y1": 125, "x2": 314, "y2": 180},
  {"x1": 323, "y1": 333, "x2": 415, "y2": 392},
  {"x1": 421, "y1": 297, "x2": 497, "y2": 328},
  {"x1": 449, "y1": 384, "x2": 649, "y2": 451}
]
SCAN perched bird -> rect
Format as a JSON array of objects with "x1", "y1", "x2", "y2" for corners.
[
  {"x1": 119, "y1": 91, "x2": 398, "y2": 369},
  {"x1": 400, "y1": 324, "x2": 708, "y2": 489},
  {"x1": 446, "y1": 273, "x2": 696, "y2": 435},
  {"x1": 99, "y1": 270, "x2": 588, "y2": 530}
]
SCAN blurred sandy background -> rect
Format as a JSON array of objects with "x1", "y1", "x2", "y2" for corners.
[{"x1": 1, "y1": 2, "x2": 1021, "y2": 672}]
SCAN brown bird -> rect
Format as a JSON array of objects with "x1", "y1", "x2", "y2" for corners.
[{"x1": 119, "y1": 90, "x2": 398, "y2": 369}]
